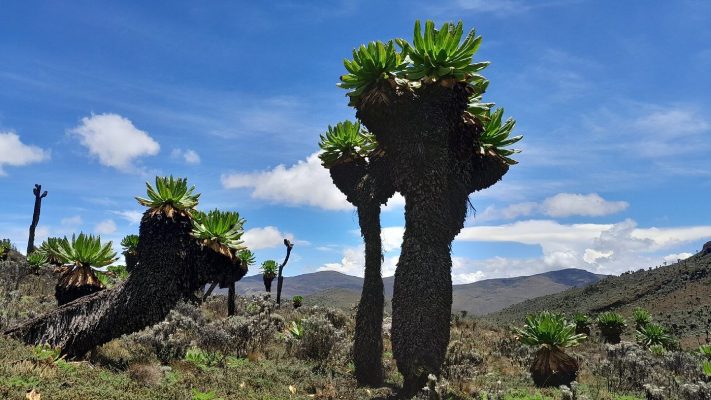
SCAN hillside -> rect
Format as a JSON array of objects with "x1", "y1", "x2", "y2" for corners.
[
  {"x1": 232, "y1": 268, "x2": 605, "y2": 315},
  {"x1": 489, "y1": 243, "x2": 711, "y2": 346}
]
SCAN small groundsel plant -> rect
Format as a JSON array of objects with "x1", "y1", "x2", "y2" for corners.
[
  {"x1": 288, "y1": 320, "x2": 303, "y2": 339},
  {"x1": 597, "y1": 311, "x2": 627, "y2": 344},
  {"x1": 35, "y1": 237, "x2": 64, "y2": 266},
  {"x1": 260, "y1": 260, "x2": 278, "y2": 279},
  {"x1": 636, "y1": 323, "x2": 673, "y2": 349},
  {"x1": 0, "y1": 239, "x2": 12, "y2": 260},
  {"x1": 701, "y1": 345, "x2": 711, "y2": 378},
  {"x1": 478, "y1": 108, "x2": 522, "y2": 165},
  {"x1": 292, "y1": 295, "x2": 304, "y2": 309},
  {"x1": 515, "y1": 311, "x2": 586, "y2": 387},
  {"x1": 121, "y1": 234, "x2": 139, "y2": 256},
  {"x1": 135, "y1": 175, "x2": 200, "y2": 218},
  {"x1": 338, "y1": 41, "x2": 406, "y2": 101},
  {"x1": 633, "y1": 307, "x2": 652, "y2": 330},
  {"x1": 26, "y1": 251, "x2": 48, "y2": 270},
  {"x1": 572, "y1": 312, "x2": 592, "y2": 336}
]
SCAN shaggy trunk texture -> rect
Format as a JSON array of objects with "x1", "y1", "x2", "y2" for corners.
[
  {"x1": 530, "y1": 347, "x2": 579, "y2": 387},
  {"x1": 54, "y1": 264, "x2": 104, "y2": 306},
  {"x1": 356, "y1": 82, "x2": 508, "y2": 396},
  {"x1": 227, "y1": 283, "x2": 236, "y2": 316},
  {"x1": 328, "y1": 157, "x2": 393, "y2": 387},
  {"x1": 124, "y1": 253, "x2": 138, "y2": 272},
  {"x1": 4, "y1": 211, "x2": 236, "y2": 358},
  {"x1": 263, "y1": 275, "x2": 274, "y2": 293},
  {"x1": 27, "y1": 184, "x2": 47, "y2": 255}
]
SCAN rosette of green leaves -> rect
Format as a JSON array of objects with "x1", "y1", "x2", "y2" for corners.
[
  {"x1": 55, "y1": 233, "x2": 117, "y2": 268},
  {"x1": 515, "y1": 311, "x2": 586, "y2": 349},
  {"x1": 261, "y1": 260, "x2": 278, "y2": 279},
  {"x1": 636, "y1": 323, "x2": 673, "y2": 349},
  {"x1": 27, "y1": 251, "x2": 48, "y2": 269},
  {"x1": 120, "y1": 234, "x2": 139, "y2": 255},
  {"x1": 318, "y1": 120, "x2": 377, "y2": 167},
  {"x1": 396, "y1": 20, "x2": 489, "y2": 83},
  {"x1": 191, "y1": 209, "x2": 245, "y2": 258},
  {"x1": 478, "y1": 108, "x2": 522, "y2": 165},
  {"x1": 0, "y1": 239, "x2": 11, "y2": 259},
  {"x1": 338, "y1": 41, "x2": 407, "y2": 100},
  {"x1": 632, "y1": 307, "x2": 652, "y2": 329},
  {"x1": 135, "y1": 176, "x2": 200, "y2": 218},
  {"x1": 237, "y1": 249, "x2": 256, "y2": 268},
  {"x1": 36, "y1": 238, "x2": 64, "y2": 265}
]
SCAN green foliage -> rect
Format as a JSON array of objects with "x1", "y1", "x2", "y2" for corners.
[
  {"x1": 0, "y1": 239, "x2": 11, "y2": 258},
  {"x1": 698, "y1": 344, "x2": 711, "y2": 359},
  {"x1": 289, "y1": 320, "x2": 304, "y2": 339},
  {"x1": 597, "y1": 312, "x2": 626, "y2": 329},
  {"x1": 26, "y1": 251, "x2": 48, "y2": 269},
  {"x1": 292, "y1": 295, "x2": 304, "y2": 308},
  {"x1": 121, "y1": 234, "x2": 139, "y2": 254},
  {"x1": 185, "y1": 347, "x2": 220, "y2": 369},
  {"x1": 632, "y1": 307, "x2": 652, "y2": 329},
  {"x1": 478, "y1": 108, "x2": 522, "y2": 165},
  {"x1": 32, "y1": 344, "x2": 62, "y2": 362},
  {"x1": 191, "y1": 209, "x2": 246, "y2": 256},
  {"x1": 635, "y1": 323, "x2": 673, "y2": 349},
  {"x1": 191, "y1": 388, "x2": 223, "y2": 400},
  {"x1": 514, "y1": 311, "x2": 586, "y2": 349},
  {"x1": 55, "y1": 233, "x2": 117, "y2": 268},
  {"x1": 338, "y1": 41, "x2": 406, "y2": 99},
  {"x1": 704, "y1": 360, "x2": 711, "y2": 377},
  {"x1": 396, "y1": 20, "x2": 489, "y2": 82},
  {"x1": 260, "y1": 260, "x2": 278, "y2": 278},
  {"x1": 35, "y1": 237, "x2": 64, "y2": 265},
  {"x1": 135, "y1": 176, "x2": 200, "y2": 216},
  {"x1": 649, "y1": 344, "x2": 666, "y2": 357},
  {"x1": 237, "y1": 249, "x2": 256, "y2": 268},
  {"x1": 318, "y1": 120, "x2": 377, "y2": 167}
]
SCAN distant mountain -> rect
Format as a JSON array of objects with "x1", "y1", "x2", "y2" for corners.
[
  {"x1": 227, "y1": 268, "x2": 605, "y2": 316},
  {"x1": 489, "y1": 245, "x2": 711, "y2": 346}
]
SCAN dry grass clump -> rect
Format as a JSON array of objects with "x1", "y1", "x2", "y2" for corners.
[{"x1": 127, "y1": 363, "x2": 163, "y2": 386}]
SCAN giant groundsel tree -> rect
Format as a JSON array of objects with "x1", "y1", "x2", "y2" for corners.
[{"x1": 333, "y1": 20, "x2": 521, "y2": 394}]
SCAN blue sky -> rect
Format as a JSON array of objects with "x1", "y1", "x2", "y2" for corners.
[{"x1": 1, "y1": 0, "x2": 710, "y2": 283}]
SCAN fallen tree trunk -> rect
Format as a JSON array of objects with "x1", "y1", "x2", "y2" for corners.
[{"x1": 4, "y1": 211, "x2": 240, "y2": 358}]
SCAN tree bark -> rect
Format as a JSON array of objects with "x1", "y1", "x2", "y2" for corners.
[
  {"x1": 27, "y1": 184, "x2": 47, "y2": 255},
  {"x1": 4, "y1": 211, "x2": 236, "y2": 358},
  {"x1": 353, "y1": 202, "x2": 385, "y2": 386},
  {"x1": 227, "y1": 283, "x2": 235, "y2": 316},
  {"x1": 275, "y1": 239, "x2": 294, "y2": 306}
]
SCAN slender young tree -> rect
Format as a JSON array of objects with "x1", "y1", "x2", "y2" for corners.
[
  {"x1": 5, "y1": 176, "x2": 246, "y2": 357},
  {"x1": 27, "y1": 184, "x2": 47, "y2": 255},
  {"x1": 319, "y1": 120, "x2": 395, "y2": 386},
  {"x1": 337, "y1": 21, "x2": 520, "y2": 394},
  {"x1": 275, "y1": 239, "x2": 294, "y2": 305}
]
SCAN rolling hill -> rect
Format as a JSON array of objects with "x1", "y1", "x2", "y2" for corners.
[
  {"x1": 229, "y1": 268, "x2": 605, "y2": 315},
  {"x1": 489, "y1": 243, "x2": 711, "y2": 346}
]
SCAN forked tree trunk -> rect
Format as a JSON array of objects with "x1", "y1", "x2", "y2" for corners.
[
  {"x1": 356, "y1": 82, "x2": 508, "y2": 396},
  {"x1": 4, "y1": 211, "x2": 235, "y2": 358},
  {"x1": 275, "y1": 239, "x2": 294, "y2": 306}
]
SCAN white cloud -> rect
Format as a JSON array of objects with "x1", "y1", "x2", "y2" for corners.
[
  {"x1": 541, "y1": 193, "x2": 629, "y2": 218},
  {"x1": 60, "y1": 215, "x2": 83, "y2": 227},
  {"x1": 319, "y1": 245, "x2": 364, "y2": 276},
  {"x1": 242, "y1": 226, "x2": 295, "y2": 250},
  {"x1": 633, "y1": 109, "x2": 709, "y2": 136},
  {"x1": 454, "y1": 218, "x2": 711, "y2": 275},
  {"x1": 476, "y1": 193, "x2": 628, "y2": 221},
  {"x1": 663, "y1": 253, "x2": 693, "y2": 264},
  {"x1": 171, "y1": 148, "x2": 201, "y2": 165},
  {"x1": 0, "y1": 132, "x2": 49, "y2": 175},
  {"x1": 69, "y1": 113, "x2": 160, "y2": 172},
  {"x1": 95, "y1": 219, "x2": 117, "y2": 235},
  {"x1": 221, "y1": 153, "x2": 351, "y2": 211},
  {"x1": 111, "y1": 210, "x2": 143, "y2": 225}
]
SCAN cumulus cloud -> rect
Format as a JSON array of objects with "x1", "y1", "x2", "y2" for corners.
[
  {"x1": 69, "y1": 113, "x2": 160, "y2": 172},
  {"x1": 111, "y1": 210, "x2": 143, "y2": 225},
  {"x1": 0, "y1": 132, "x2": 49, "y2": 175},
  {"x1": 171, "y1": 148, "x2": 201, "y2": 165},
  {"x1": 94, "y1": 219, "x2": 117, "y2": 235},
  {"x1": 221, "y1": 153, "x2": 351, "y2": 211},
  {"x1": 242, "y1": 226, "x2": 297, "y2": 250},
  {"x1": 476, "y1": 193, "x2": 628, "y2": 221}
]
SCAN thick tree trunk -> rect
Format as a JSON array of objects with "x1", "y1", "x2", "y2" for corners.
[
  {"x1": 27, "y1": 184, "x2": 47, "y2": 255},
  {"x1": 353, "y1": 203, "x2": 385, "y2": 386},
  {"x1": 4, "y1": 211, "x2": 234, "y2": 358},
  {"x1": 263, "y1": 275, "x2": 274, "y2": 293}
]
